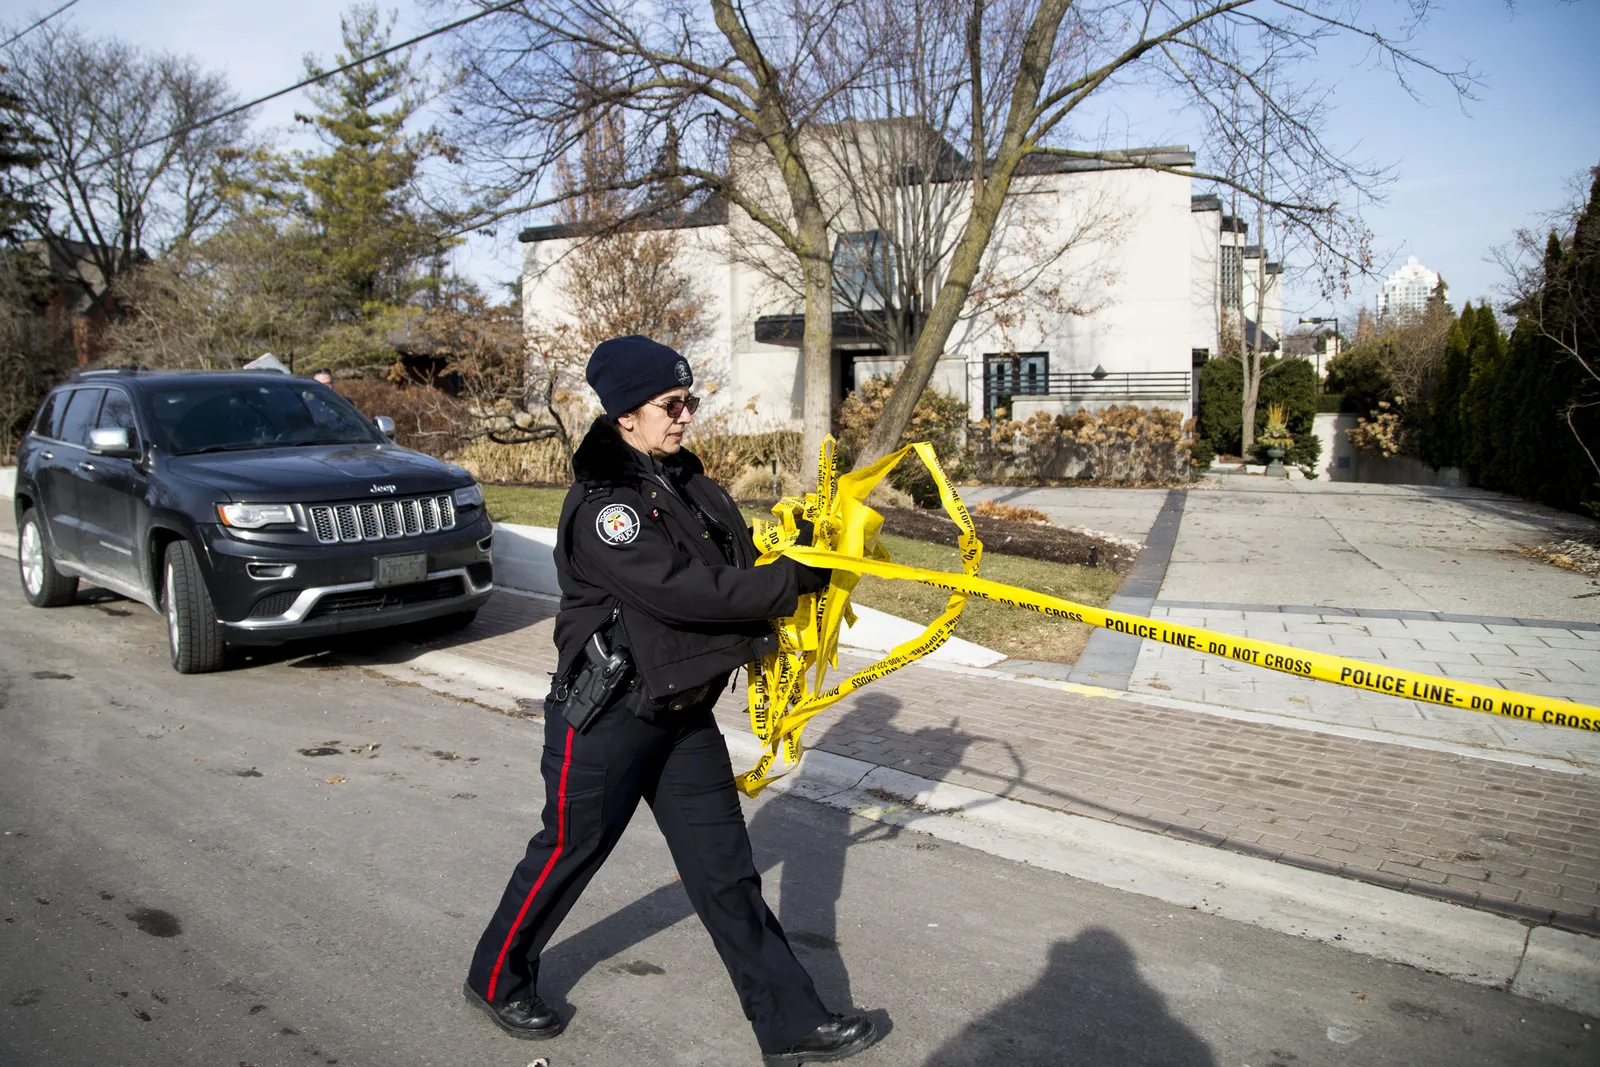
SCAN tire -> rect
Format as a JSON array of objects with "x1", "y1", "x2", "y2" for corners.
[
  {"x1": 163, "y1": 540, "x2": 227, "y2": 674},
  {"x1": 17, "y1": 508, "x2": 79, "y2": 608}
]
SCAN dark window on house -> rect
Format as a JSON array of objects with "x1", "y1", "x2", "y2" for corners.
[
  {"x1": 57, "y1": 388, "x2": 106, "y2": 446},
  {"x1": 984, "y1": 352, "x2": 1049, "y2": 417},
  {"x1": 833, "y1": 231, "x2": 890, "y2": 312}
]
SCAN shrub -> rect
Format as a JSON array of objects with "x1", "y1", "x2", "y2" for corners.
[
  {"x1": 1248, "y1": 428, "x2": 1322, "y2": 473},
  {"x1": 729, "y1": 464, "x2": 806, "y2": 503},
  {"x1": 1188, "y1": 438, "x2": 1216, "y2": 471},
  {"x1": 967, "y1": 406, "x2": 1191, "y2": 484},
  {"x1": 687, "y1": 402, "x2": 803, "y2": 489},
  {"x1": 1322, "y1": 345, "x2": 1396, "y2": 416},
  {"x1": 1346, "y1": 397, "x2": 1408, "y2": 458},
  {"x1": 1197, "y1": 356, "x2": 1318, "y2": 453},
  {"x1": 835, "y1": 375, "x2": 969, "y2": 504},
  {"x1": 1314, "y1": 391, "x2": 1346, "y2": 413},
  {"x1": 972, "y1": 500, "x2": 1050, "y2": 523},
  {"x1": 455, "y1": 438, "x2": 573, "y2": 483},
  {"x1": 335, "y1": 379, "x2": 461, "y2": 458}
]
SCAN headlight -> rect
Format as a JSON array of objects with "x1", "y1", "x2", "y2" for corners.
[
  {"x1": 216, "y1": 503, "x2": 299, "y2": 529},
  {"x1": 453, "y1": 483, "x2": 483, "y2": 508}
]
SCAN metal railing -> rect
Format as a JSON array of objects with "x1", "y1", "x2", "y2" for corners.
[{"x1": 1029, "y1": 370, "x2": 1192, "y2": 399}]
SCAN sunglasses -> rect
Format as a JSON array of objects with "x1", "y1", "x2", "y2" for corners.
[{"x1": 647, "y1": 394, "x2": 701, "y2": 419}]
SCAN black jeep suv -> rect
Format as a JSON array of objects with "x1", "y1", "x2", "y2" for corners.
[{"x1": 13, "y1": 370, "x2": 493, "y2": 673}]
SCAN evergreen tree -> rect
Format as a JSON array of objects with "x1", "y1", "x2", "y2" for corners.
[
  {"x1": 264, "y1": 4, "x2": 450, "y2": 367},
  {"x1": 1420, "y1": 303, "x2": 1470, "y2": 469},
  {"x1": 0, "y1": 72, "x2": 46, "y2": 246}
]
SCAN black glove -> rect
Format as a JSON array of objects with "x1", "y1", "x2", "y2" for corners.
[
  {"x1": 793, "y1": 517, "x2": 816, "y2": 547},
  {"x1": 780, "y1": 555, "x2": 832, "y2": 595}
]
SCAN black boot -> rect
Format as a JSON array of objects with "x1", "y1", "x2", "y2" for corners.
[
  {"x1": 461, "y1": 980, "x2": 564, "y2": 1040},
  {"x1": 762, "y1": 1013, "x2": 877, "y2": 1065}
]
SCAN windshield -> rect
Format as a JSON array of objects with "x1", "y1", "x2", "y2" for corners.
[{"x1": 146, "y1": 380, "x2": 382, "y2": 455}]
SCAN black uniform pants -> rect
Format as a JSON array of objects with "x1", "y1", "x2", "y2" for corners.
[{"x1": 466, "y1": 690, "x2": 831, "y2": 1053}]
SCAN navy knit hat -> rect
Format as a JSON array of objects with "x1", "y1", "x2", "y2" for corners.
[{"x1": 585, "y1": 335, "x2": 694, "y2": 418}]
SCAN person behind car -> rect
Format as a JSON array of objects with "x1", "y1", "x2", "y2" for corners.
[
  {"x1": 312, "y1": 368, "x2": 333, "y2": 385},
  {"x1": 462, "y1": 335, "x2": 877, "y2": 1065}
]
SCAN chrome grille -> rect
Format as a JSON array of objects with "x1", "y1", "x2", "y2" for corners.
[{"x1": 308, "y1": 493, "x2": 458, "y2": 544}]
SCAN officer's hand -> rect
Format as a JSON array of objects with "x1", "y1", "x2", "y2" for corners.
[
  {"x1": 793, "y1": 517, "x2": 816, "y2": 547},
  {"x1": 781, "y1": 556, "x2": 832, "y2": 595}
]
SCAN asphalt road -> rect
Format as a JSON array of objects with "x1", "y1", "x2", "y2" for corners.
[{"x1": 1, "y1": 577, "x2": 1595, "y2": 1067}]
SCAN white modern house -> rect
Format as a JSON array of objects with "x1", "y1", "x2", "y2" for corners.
[{"x1": 521, "y1": 133, "x2": 1281, "y2": 428}]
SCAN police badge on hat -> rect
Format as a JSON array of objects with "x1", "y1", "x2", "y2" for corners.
[
  {"x1": 674, "y1": 359, "x2": 692, "y2": 385},
  {"x1": 596, "y1": 503, "x2": 640, "y2": 546}
]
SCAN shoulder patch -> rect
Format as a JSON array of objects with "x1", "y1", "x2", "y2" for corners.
[{"x1": 595, "y1": 503, "x2": 641, "y2": 546}]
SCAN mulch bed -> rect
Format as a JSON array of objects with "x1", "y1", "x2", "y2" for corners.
[{"x1": 875, "y1": 506, "x2": 1137, "y2": 574}]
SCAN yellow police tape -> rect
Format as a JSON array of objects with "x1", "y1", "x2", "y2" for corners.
[{"x1": 734, "y1": 438, "x2": 1600, "y2": 796}]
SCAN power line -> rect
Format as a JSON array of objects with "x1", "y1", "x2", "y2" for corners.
[
  {"x1": 21, "y1": 0, "x2": 525, "y2": 189},
  {"x1": 1, "y1": 0, "x2": 83, "y2": 51}
]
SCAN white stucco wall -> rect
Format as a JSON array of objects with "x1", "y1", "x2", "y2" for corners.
[
  {"x1": 1190, "y1": 207, "x2": 1221, "y2": 357},
  {"x1": 521, "y1": 151, "x2": 1246, "y2": 433}
]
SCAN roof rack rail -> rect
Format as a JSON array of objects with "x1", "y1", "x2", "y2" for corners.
[{"x1": 75, "y1": 367, "x2": 146, "y2": 378}]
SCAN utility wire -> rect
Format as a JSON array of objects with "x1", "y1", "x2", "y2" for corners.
[
  {"x1": 21, "y1": 0, "x2": 525, "y2": 189},
  {"x1": 1, "y1": 0, "x2": 83, "y2": 51}
]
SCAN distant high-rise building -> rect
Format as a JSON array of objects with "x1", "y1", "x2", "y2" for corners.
[{"x1": 1378, "y1": 255, "x2": 1445, "y2": 322}]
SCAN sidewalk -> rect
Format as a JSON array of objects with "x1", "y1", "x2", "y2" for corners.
[
  {"x1": 1121, "y1": 477, "x2": 1600, "y2": 764},
  {"x1": 434, "y1": 589, "x2": 1600, "y2": 938}
]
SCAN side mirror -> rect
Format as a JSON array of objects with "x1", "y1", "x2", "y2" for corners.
[
  {"x1": 373, "y1": 415, "x2": 395, "y2": 436},
  {"x1": 88, "y1": 426, "x2": 139, "y2": 458}
]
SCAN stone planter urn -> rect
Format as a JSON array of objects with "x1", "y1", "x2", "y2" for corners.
[{"x1": 1264, "y1": 445, "x2": 1289, "y2": 479}]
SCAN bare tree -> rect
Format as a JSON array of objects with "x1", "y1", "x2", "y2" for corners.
[
  {"x1": 731, "y1": 61, "x2": 1128, "y2": 365},
  {"x1": 442, "y1": 0, "x2": 883, "y2": 458},
  {"x1": 440, "y1": 0, "x2": 1469, "y2": 468},
  {"x1": 439, "y1": 157, "x2": 715, "y2": 459},
  {"x1": 5, "y1": 23, "x2": 254, "y2": 310},
  {"x1": 104, "y1": 214, "x2": 324, "y2": 369},
  {"x1": 849, "y1": 0, "x2": 1467, "y2": 465}
]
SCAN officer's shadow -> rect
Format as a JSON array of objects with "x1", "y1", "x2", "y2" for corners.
[
  {"x1": 536, "y1": 692, "x2": 990, "y2": 1012},
  {"x1": 925, "y1": 928, "x2": 1216, "y2": 1067}
]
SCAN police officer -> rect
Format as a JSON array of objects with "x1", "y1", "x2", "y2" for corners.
[{"x1": 464, "y1": 336, "x2": 878, "y2": 1065}]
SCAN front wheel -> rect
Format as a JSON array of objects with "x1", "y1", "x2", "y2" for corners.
[
  {"x1": 164, "y1": 540, "x2": 227, "y2": 674},
  {"x1": 17, "y1": 508, "x2": 79, "y2": 608}
]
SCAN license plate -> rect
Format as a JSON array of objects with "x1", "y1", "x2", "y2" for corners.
[{"x1": 374, "y1": 552, "x2": 428, "y2": 588}]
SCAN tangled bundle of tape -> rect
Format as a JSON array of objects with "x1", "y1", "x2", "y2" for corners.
[{"x1": 737, "y1": 437, "x2": 1600, "y2": 795}]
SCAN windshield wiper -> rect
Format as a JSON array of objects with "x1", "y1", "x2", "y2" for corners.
[{"x1": 177, "y1": 443, "x2": 273, "y2": 455}]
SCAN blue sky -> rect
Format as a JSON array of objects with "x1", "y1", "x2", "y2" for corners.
[{"x1": 10, "y1": 0, "x2": 1598, "y2": 327}]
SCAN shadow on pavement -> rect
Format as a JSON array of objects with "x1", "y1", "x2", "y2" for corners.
[
  {"x1": 536, "y1": 696, "x2": 987, "y2": 1018},
  {"x1": 924, "y1": 928, "x2": 1216, "y2": 1067}
]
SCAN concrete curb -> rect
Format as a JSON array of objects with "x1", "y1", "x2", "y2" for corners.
[{"x1": 361, "y1": 642, "x2": 1599, "y2": 1019}]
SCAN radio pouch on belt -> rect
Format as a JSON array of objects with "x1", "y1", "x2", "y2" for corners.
[{"x1": 558, "y1": 610, "x2": 633, "y2": 734}]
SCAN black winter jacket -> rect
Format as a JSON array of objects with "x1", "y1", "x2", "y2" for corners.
[{"x1": 550, "y1": 417, "x2": 803, "y2": 704}]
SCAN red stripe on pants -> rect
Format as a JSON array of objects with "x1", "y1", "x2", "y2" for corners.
[{"x1": 486, "y1": 724, "x2": 574, "y2": 1002}]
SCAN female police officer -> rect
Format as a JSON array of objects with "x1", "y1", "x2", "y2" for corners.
[{"x1": 464, "y1": 336, "x2": 877, "y2": 1065}]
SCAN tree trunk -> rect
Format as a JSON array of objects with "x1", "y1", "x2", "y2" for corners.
[
  {"x1": 1241, "y1": 351, "x2": 1261, "y2": 452},
  {"x1": 858, "y1": 180, "x2": 1007, "y2": 465},
  {"x1": 798, "y1": 214, "x2": 834, "y2": 467},
  {"x1": 856, "y1": 0, "x2": 1074, "y2": 466}
]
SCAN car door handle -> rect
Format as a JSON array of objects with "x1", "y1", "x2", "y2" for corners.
[
  {"x1": 77, "y1": 461, "x2": 95, "y2": 472},
  {"x1": 42, "y1": 451, "x2": 53, "y2": 460}
]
